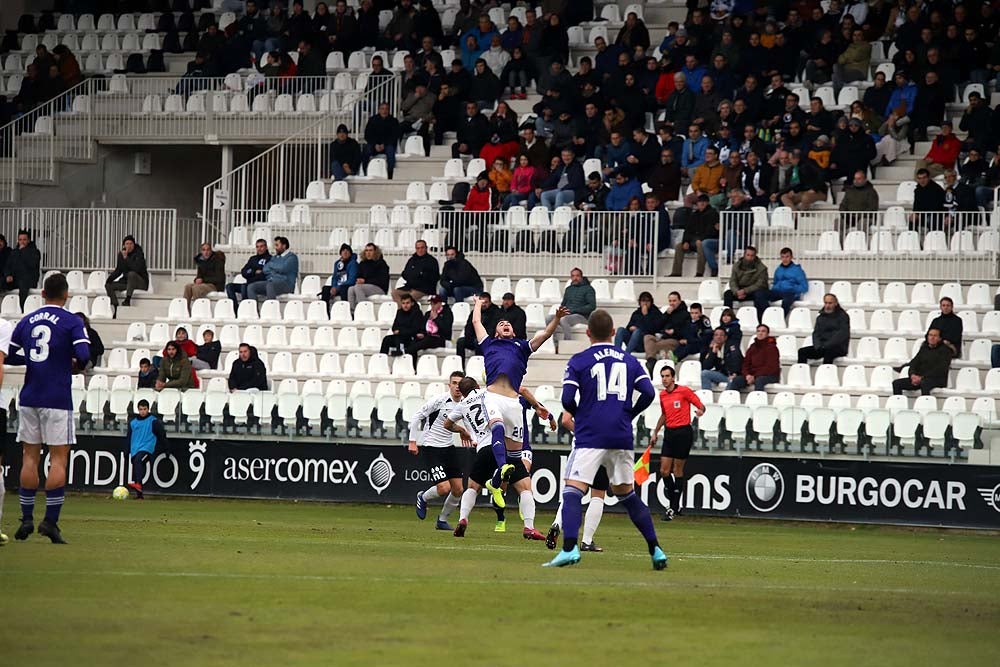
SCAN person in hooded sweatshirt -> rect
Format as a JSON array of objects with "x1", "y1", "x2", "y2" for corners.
[
  {"x1": 229, "y1": 343, "x2": 269, "y2": 391},
  {"x1": 125, "y1": 399, "x2": 168, "y2": 499},
  {"x1": 156, "y1": 341, "x2": 198, "y2": 391},
  {"x1": 729, "y1": 324, "x2": 781, "y2": 391},
  {"x1": 321, "y1": 243, "x2": 358, "y2": 307}
]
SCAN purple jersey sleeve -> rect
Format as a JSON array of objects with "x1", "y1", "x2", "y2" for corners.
[
  {"x1": 564, "y1": 344, "x2": 643, "y2": 450},
  {"x1": 11, "y1": 306, "x2": 89, "y2": 410}
]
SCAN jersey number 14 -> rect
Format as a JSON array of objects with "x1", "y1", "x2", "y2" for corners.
[{"x1": 591, "y1": 362, "x2": 627, "y2": 401}]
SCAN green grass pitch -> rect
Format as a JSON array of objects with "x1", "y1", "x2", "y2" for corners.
[{"x1": 2, "y1": 495, "x2": 999, "y2": 666}]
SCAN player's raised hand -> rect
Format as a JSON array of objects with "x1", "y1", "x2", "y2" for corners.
[
  {"x1": 407, "y1": 440, "x2": 418, "y2": 455},
  {"x1": 554, "y1": 306, "x2": 571, "y2": 320}
]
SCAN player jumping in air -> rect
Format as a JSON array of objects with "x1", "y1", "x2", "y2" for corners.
[
  {"x1": 544, "y1": 309, "x2": 667, "y2": 569},
  {"x1": 9, "y1": 273, "x2": 91, "y2": 544},
  {"x1": 471, "y1": 295, "x2": 566, "y2": 514},
  {"x1": 648, "y1": 365, "x2": 705, "y2": 521},
  {"x1": 409, "y1": 371, "x2": 470, "y2": 531}
]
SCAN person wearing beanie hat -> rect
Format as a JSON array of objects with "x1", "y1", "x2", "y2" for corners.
[
  {"x1": 321, "y1": 243, "x2": 358, "y2": 308},
  {"x1": 330, "y1": 123, "x2": 361, "y2": 180},
  {"x1": 105, "y1": 234, "x2": 149, "y2": 312}
]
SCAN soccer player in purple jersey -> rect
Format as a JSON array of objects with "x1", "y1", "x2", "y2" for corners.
[
  {"x1": 472, "y1": 295, "x2": 568, "y2": 510},
  {"x1": 0, "y1": 316, "x2": 12, "y2": 545},
  {"x1": 9, "y1": 273, "x2": 90, "y2": 544},
  {"x1": 543, "y1": 309, "x2": 667, "y2": 569}
]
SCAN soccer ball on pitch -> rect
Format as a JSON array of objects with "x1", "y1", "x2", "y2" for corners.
[{"x1": 112, "y1": 486, "x2": 130, "y2": 501}]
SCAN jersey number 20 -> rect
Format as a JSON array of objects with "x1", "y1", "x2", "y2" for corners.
[
  {"x1": 591, "y1": 362, "x2": 627, "y2": 401},
  {"x1": 29, "y1": 325, "x2": 51, "y2": 362}
]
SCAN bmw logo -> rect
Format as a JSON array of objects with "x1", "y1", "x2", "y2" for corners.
[
  {"x1": 366, "y1": 453, "x2": 395, "y2": 495},
  {"x1": 746, "y1": 462, "x2": 784, "y2": 513}
]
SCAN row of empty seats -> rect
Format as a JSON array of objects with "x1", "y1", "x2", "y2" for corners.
[{"x1": 808, "y1": 230, "x2": 999, "y2": 256}]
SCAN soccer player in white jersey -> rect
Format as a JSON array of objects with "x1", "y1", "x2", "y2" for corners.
[
  {"x1": 0, "y1": 315, "x2": 12, "y2": 545},
  {"x1": 444, "y1": 377, "x2": 548, "y2": 540},
  {"x1": 9, "y1": 273, "x2": 90, "y2": 544},
  {"x1": 471, "y1": 296, "x2": 568, "y2": 508},
  {"x1": 544, "y1": 310, "x2": 666, "y2": 569},
  {"x1": 409, "y1": 371, "x2": 471, "y2": 531}
]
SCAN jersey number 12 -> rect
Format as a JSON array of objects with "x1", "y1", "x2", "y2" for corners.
[{"x1": 591, "y1": 362, "x2": 627, "y2": 401}]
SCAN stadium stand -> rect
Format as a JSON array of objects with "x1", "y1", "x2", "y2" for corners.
[{"x1": 0, "y1": 0, "x2": 998, "y2": 464}]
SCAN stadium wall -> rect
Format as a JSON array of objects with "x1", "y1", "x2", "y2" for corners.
[{"x1": 5, "y1": 436, "x2": 1000, "y2": 530}]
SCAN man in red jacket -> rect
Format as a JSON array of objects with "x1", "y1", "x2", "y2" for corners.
[
  {"x1": 915, "y1": 121, "x2": 961, "y2": 178},
  {"x1": 729, "y1": 324, "x2": 781, "y2": 391}
]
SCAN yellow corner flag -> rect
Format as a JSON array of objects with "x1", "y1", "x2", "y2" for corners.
[{"x1": 633, "y1": 444, "x2": 652, "y2": 486}]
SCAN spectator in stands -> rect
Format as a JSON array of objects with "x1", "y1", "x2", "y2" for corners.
[
  {"x1": 700, "y1": 326, "x2": 744, "y2": 390},
  {"x1": 574, "y1": 172, "x2": 609, "y2": 215},
  {"x1": 648, "y1": 148, "x2": 682, "y2": 204},
  {"x1": 606, "y1": 170, "x2": 643, "y2": 211},
  {"x1": 195, "y1": 330, "x2": 221, "y2": 371},
  {"x1": 407, "y1": 295, "x2": 453, "y2": 356},
  {"x1": 330, "y1": 124, "x2": 361, "y2": 180},
  {"x1": 930, "y1": 297, "x2": 963, "y2": 358},
  {"x1": 327, "y1": 0, "x2": 358, "y2": 55},
  {"x1": 892, "y1": 328, "x2": 952, "y2": 396},
  {"x1": 915, "y1": 121, "x2": 962, "y2": 178},
  {"x1": 156, "y1": 341, "x2": 197, "y2": 391},
  {"x1": 384, "y1": 0, "x2": 419, "y2": 52},
  {"x1": 779, "y1": 149, "x2": 828, "y2": 212},
  {"x1": 830, "y1": 118, "x2": 876, "y2": 182},
  {"x1": 1, "y1": 229, "x2": 41, "y2": 309},
  {"x1": 497, "y1": 292, "x2": 527, "y2": 339},
  {"x1": 241, "y1": 1, "x2": 272, "y2": 63},
  {"x1": 913, "y1": 71, "x2": 947, "y2": 135},
  {"x1": 248, "y1": 236, "x2": 298, "y2": 300},
  {"x1": 943, "y1": 170, "x2": 978, "y2": 225},
  {"x1": 518, "y1": 126, "x2": 549, "y2": 171},
  {"x1": 393, "y1": 239, "x2": 439, "y2": 304},
  {"x1": 863, "y1": 71, "x2": 891, "y2": 117},
  {"x1": 910, "y1": 168, "x2": 946, "y2": 230},
  {"x1": 663, "y1": 73, "x2": 695, "y2": 132},
  {"x1": 445, "y1": 59, "x2": 474, "y2": 100},
  {"x1": 614, "y1": 291, "x2": 660, "y2": 354},
  {"x1": 399, "y1": 83, "x2": 434, "y2": 157},
  {"x1": 226, "y1": 239, "x2": 270, "y2": 304},
  {"x1": 228, "y1": 344, "x2": 268, "y2": 392},
  {"x1": 453, "y1": 101, "x2": 490, "y2": 158},
  {"x1": 626, "y1": 127, "x2": 660, "y2": 183},
  {"x1": 503, "y1": 154, "x2": 539, "y2": 209},
  {"x1": 797, "y1": 294, "x2": 851, "y2": 365},
  {"x1": 363, "y1": 102, "x2": 401, "y2": 179},
  {"x1": 137, "y1": 358, "x2": 157, "y2": 390},
  {"x1": 14, "y1": 64, "x2": 42, "y2": 116},
  {"x1": 538, "y1": 148, "x2": 584, "y2": 211},
  {"x1": 546, "y1": 268, "x2": 595, "y2": 340},
  {"x1": 840, "y1": 170, "x2": 880, "y2": 214},
  {"x1": 456, "y1": 291, "x2": 500, "y2": 359},
  {"x1": 729, "y1": 324, "x2": 781, "y2": 392},
  {"x1": 0, "y1": 236, "x2": 8, "y2": 279},
  {"x1": 684, "y1": 146, "x2": 724, "y2": 208},
  {"x1": 975, "y1": 148, "x2": 1000, "y2": 211},
  {"x1": 488, "y1": 157, "x2": 512, "y2": 197},
  {"x1": 679, "y1": 124, "x2": 709, "y2": 177},
  {"x1": 833, "y1": 29, "x2": 871, "y2": 94},
  {"x1": 381, "y1": 293, "x2": 424, "y2": 356},
  {"x1": 723, "y1": 246, "x2": 770, "y2": 319},
  {"x1": 51, "y1": 45, "x2": 82, "y2": 89},
  {"x1": 105, "y1": 235, "x2": 149, "y2": 313},
  {"x1": 601, "y1": 131, "x2": 632, "y2": 177},
  {"x1": 439, "y1": 246, "x2": 482, "y2": 303},
  {"x1": 470, "y1": 58, "x2": 503, "y2": 109},
  {"x1": 481, "y1": 34, "x2": 510, "y2": 78},
  {"x1": 672, "y1": 302, "x2": 714, "y2": 361},
  {"x1": 284, "y1": 2, "x2": 311, "y2": 51},
  {"x1": 768, "y1": 248, "x2": 807, "y2": 316},
  {"x1": 959, "y1": 92, "x2": 994, "y2": 153},
  {"x1": 347, "y1": 243, "x2": 390, "y2": 313},
  {"x1": 643, "y1": 291, "x2": 688, "y2": 373},
  {"x1": 480, "y1": 101, "x2": 519, "y2": 166},
  {"x1": 76, "y1": 313, "x2": 103, "y2": 369},
  {"x1": 320, "y1": 243, "x2": 357, "y2": 307},
  {"x1": 502, "y1": 46, "x2": 535, "y2": 99},
  {"x1": 670, "y1": 194, "x2": 719, "y2": 277},
  {"x1": 431, "y1": 81, "x2": 460, "y2": 144},
  {"x1": 740, "y1": 151, "x2": 770, "y2": 207}
]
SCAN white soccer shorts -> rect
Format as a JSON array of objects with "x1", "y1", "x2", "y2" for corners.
[
  {"x1": 484, "y1": 392, "x2": 524, "y2": 444},
  {"x1": 17, "y1": 407, "x2": 76, "y2": 446},
  {"x1": 564, "y1": 448, "x2": 634, "y2": 487}
]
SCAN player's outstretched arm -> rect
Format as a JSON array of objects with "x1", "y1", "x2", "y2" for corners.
[
  {"x1": 442, "y1": 417, "x2": 474, "y2": 447},
  {"x1": 630, "y1": 376, "x2": 656, "y2": 418},
  {"x1": 560, "y1": 382, "x2": 578, "y2": 417},
  {"x1": 520, "y1": 386, "x2": 556, "y2": 430},
  {"x1": 530, "y1": 305, "x2": 570, "y2": 351},
  {"x1": 472, "y1": 295, "x2": 489, "y2": 343}
]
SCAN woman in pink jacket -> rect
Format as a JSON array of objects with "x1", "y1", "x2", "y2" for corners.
[{"x1": 502, "y1": 154, "x2": 539, "y2": 209}]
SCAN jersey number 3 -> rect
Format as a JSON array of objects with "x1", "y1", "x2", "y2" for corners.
[
  {"x1": 29, "y1": 325, "x2": 51, "y2": 362},
  {"x1": 591, "y1": 362, "x2": 627, "y2": 401}
]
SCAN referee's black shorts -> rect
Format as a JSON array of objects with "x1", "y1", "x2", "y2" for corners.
[{"x1": 661, "y1": 425, "x2": 694, "y2": 460}]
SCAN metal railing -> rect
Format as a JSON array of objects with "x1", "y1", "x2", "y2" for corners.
[
  {"x1": 200, "y1": 74, "x2": 401, "y2": 245},
  {"x1": 0, "y1": 207, "x2": 187, "y2": 278},
  {"x1": 718, "y1": 210, "x2": 1000, "y2": 283},
  {"x1": 0, "y1": 79, "x2": 94, "y2": 203}
]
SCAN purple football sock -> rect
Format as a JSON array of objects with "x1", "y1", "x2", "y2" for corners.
[
  {"x1": 620, "y1": 491, "x2": 659, "y2": 554},
  {"x1": 560, "y1": 486, "x2": 585, "y2": 552}
]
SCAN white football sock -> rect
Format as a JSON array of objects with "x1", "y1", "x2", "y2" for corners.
[
  {"x1": 421, "y1": 485, "x2": 442, "y2": 503},
  {"x1": 519, "y1": 490, "x2": 535, "y2": 530},
  {"x1": 551, "y1": 499, "x2": 563, "y2": 529},
  {"x1": 439, "y1": 493, "x2": 461, "y2": 521},
  {"x1": 459, "y1": 488, "x2": 477, "y2": 521},
  {"x1": 582, "y1": 498, "x2": 605, "y2": 544}
]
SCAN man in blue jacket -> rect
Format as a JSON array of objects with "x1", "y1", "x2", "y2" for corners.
[
  {"x1": 883, "y1": 70, "x2": 917, "y2": 119},
  {"x1": 226, "y1": 238, "x2": 271, "y2": 303},
  {"x1": 605, "y1": 169, "x2": 643, "y2": 211},
  {"x1": 125, "y1": 399, "x2": 168, "y2": 499},
  {"x1": 321, "y1": 243, "x2": 358, "y2": 308},
  {"x1": 768, "y1": 247, "x2": 808, "y2": 316},
  {"x1": 248, "y1": 236, "x2": 298, "y2": 300},
  {"x1": 538, "y1": 148, "x2": 584, "y2": 211}
]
